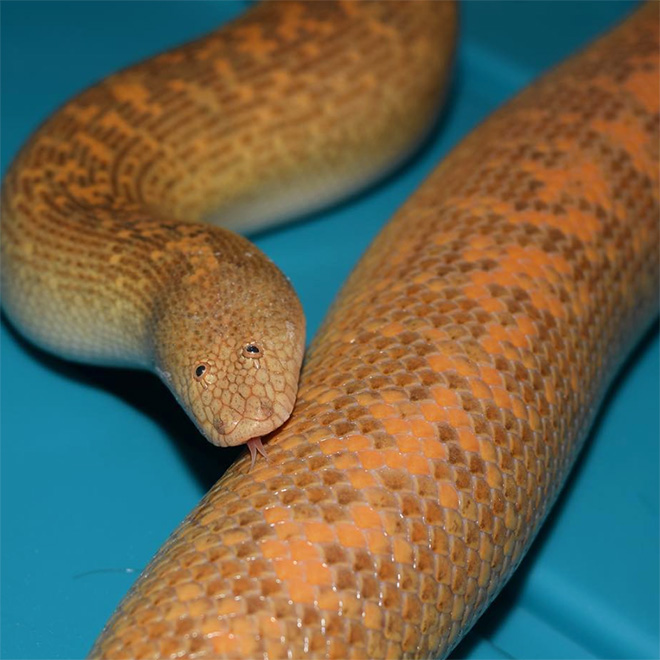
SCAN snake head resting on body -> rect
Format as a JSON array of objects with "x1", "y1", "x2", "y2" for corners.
[{"x1": 149, "y1": 235, "x2": 305, "y2": 461}]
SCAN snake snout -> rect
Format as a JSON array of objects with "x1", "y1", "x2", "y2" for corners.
[{"x1": 209, "y1": 398, "x2": 286, "y2": 447}]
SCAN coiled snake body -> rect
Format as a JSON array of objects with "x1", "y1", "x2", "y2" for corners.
[{"x1": 1, "y1": 2, "x2": 658, "y2": 659}]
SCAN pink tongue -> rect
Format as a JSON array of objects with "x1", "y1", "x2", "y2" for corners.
[{"x1": 247, "y1": 437, "x2": 267, "y2": 469}]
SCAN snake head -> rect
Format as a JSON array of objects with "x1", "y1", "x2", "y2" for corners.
[{"x1": 152, "y1": 242, "x2": 305, "y2": 448}]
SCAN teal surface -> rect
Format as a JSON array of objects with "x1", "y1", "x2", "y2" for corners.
[{"x1": 1, "y1": 2, "x2": 657, "y2": 659}]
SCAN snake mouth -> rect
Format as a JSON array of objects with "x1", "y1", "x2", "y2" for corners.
[{"x1": 211, "y1": 416, "x2": 287, "y2": 448}]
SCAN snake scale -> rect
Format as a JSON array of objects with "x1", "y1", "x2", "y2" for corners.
[{"x1": 2, "y1": 1, "x2": 658, "y2": 659}]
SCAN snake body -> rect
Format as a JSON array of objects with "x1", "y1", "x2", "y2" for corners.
[
  {"x1": 83, "y1": 3, "x2": 660, "y2": 658},
  {"x1": 2, "y1": 1, "x2": 658, "y2": 659},
  {"x1": 1, "y1": 1, "x2": 455, "y2": 449}
]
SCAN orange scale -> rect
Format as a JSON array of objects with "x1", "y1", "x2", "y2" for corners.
[
  {"x1": 200, "y1": 616, "x2": 226, "y2": 637},
  {"x1": 383, "y1": 417, "x2": 409, "y2": 435},
  {"x1": 485, "y1": 463, "x2": 503, "y2": 489},
  {"x1": 424, "y1": 327, "x2": 446, "y2": 342},
  {"x1": 237, "y1": 636, "x2": 259, "y2": 658},
  {"x1": 274, "y1": 522, "x2": 301, "y2": 542},
  {"x1": 421, "y1": 438, "x2": 447, "y2": 460},
  {"x1": 491, "y1": 387, "x2": 512, "y2": 410},
  {"x1": 306, "y1": 561, "x2": 333, "y2": 586},
  {"x1": 382, "y1": 321, "x2": 405, "y2": 337},
  {"x1": 470, "y1": 379, "x2": 492, "y2": 400},
  {"x1": 410, "y1": 418, "x2": 435, "y2": 439},
  {"x1": 447, "y1": 408, "x2": 470, "y2": 428},
  {"x1": 431, "y1": 229, "x2": 460, "y2": 246},
  {"x1": 162, "y1": 602, "x2": 187, "y2": 621},
  {"x1": 462, "y1": 248, "x2": 484, "y2": 262},
  {"x1": 366, "y1": 529, "x2": 391, "y2": 555},
  {"x1": 479, "y1": 296, "x2": 507, "y2": 313},
  {"x1": 364, "y1": 602, "x2": 383, "y2": 630},
  {"x1": 420, "y1": 401, "x2": 446, "y2": 422},
  {"x1": 439, "y1": 483, "x2": 459, "y2": 510},
  {"x1": 308, "y1": 427, "x2": 331, "y2": 444},
  {"x1": 334, "y1": 452, "x2": 359, "y2": 470},
  {"x1": 427, "y1": 353, "x2": 455, "y2": 373},
  {"x1": 454, "y1": 357, "x2": 480, "y2": 377},
  {"x1": 384, "y1": 450, "x2": 406, "y2": 469},
  {"x1": 382, "y1": 388, "x2": 407, "y2": 404},
  {"x1": 188, "y1": 599, "x2": 213, "y2": 618},
  {"x1": 358, "y1": 450, "x2": 385, "y2": 470},
  {"x1": 398, "y1": 435, "x2": 422, "y2": 452},
  {"x1": 175, "y1": 582, "x2": 204, "y2": 602},
  {"x1": 290, "y1": 539, "x2": 321, "y2": 562},
  {"x1": 488, "y1": 324, "x2": 509, "y2": 342},
  {"x1": 504, "y1": 326, "x2": 525, "y2": 348},
  {"x1": 511, "y1": 396, "x2": 528, "y2": 421},
  {"x1": 548, "y1": 296, "x2": 567, "y2": 320},
  {"x1": 458, "y1": 428, "x2": 479, "y2": 453},
  {"x1": 277, "y1": 434, "x2": 307, "y2": 452},
  {"x1": 348, "y1": 469, "x2": 377, "y2": 489},
  {"x1": 371, "y1": 403, "x2": 396, "y2": 420},
  {"x1": 320, "y1": 438, "x2": 345, "y2": 455},
  {"x1": 463, "y1": 283, "x2": 488, "y2": 301},
  {"x1": 405, "y1": 453, "x2": 431, "y2": 476},
  {"x1": 351, "y1": 505, "x2": 382, "y2": 530},
  {"x1": 479, "y1": 336, "x2": 503, "y2": 358},
  {"x1": 328, "y1": 640, "x2": 349, "y2": 660},
  {"x1": 252, "y1": 464, "x2": 284, "y2": 483},
  {"x1": 273, "y1": 559, "x2": 299, "y2": 582},
  {"x1": 573, "y1": 209, "x2": 602, "y2": 243},
  {"x1": 529, "y1": 407, "x2": 542, "y2": 431},
  {"x1": 346, "y1": 434, "x2": 371, "y2": 451},
  {"x1": 515, "y1": 315, "x2": 537, "y2": 337},
  {"x1": 260, "y1": 616, "x2": 283, "y2": 640},
  {"x1": 467, "y1": 234, "x2": 495, "y2": 250},
  {"x1": 317, "y1": 588, "x2": 340, "y2": 611},
  {"x1": 355, "y1": 391, "x2": 381, "y2": 406},
  {"x1": 216, "y1": 597, "x2": 243, "y2": 616},
  {"x1": 432, "y1": 387, "x2": 459, "y2": 408},
  {"x1": 529, "y1": 289, "x2": 554, "y2": 313},
  {"x1": 210, "y1": 634, "x2": 239, "y2": 656},
  {"x1": 399, "y1": 401, "x2": 421, "y2": 418},
  {"x1": 502, "y1": 342, "x2": 521, "y2": 362},
  {"x1": 304, "y1": 521, "x2": 336, "y2": 544},
  {"x1": 493, "y1": 269, "x2": 520, "y2": 288},
  {"x1": 393, "y1": 537, "x2": 414, "y2": 564},
  {"x1": 479, "y1": 366, "x2": 503, "y2": 387},
  {"x1": 412, "y1": 271, "x2": 433, "y2": 285},
  {"x1": 264, "y1": 506, "x2": 290, "y2": 524},
  {"x1": 306, "y1": 385, "x2": 328, "y2": 400},
  {"x1": 337, "y1": 524, "x2": 367, "y2": 549},
  {"x1": 571, "y1": 297, "x2": 587, "y2": 319}
]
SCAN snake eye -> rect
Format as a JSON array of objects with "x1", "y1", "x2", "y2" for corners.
[
  {"x1": 194, "y1": 363, "x2": 207, "y2": 380},
  {"x1": 242, "y1": 343, "x2": 262, "y2": 359}
]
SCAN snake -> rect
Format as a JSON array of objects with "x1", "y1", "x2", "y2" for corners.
[{"x1": 2, "y1": 1, "x2": 658, "y2": 659}]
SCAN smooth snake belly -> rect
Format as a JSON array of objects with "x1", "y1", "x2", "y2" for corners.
[{"x1": 0, "y1": 1, "x2": 656, "y2": 660}]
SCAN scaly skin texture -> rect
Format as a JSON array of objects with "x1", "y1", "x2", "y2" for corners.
[
  {"x1": 89, "y1": 4, "x2": 659, "y2": 659},
  {"x1": 0, "y1": 1, "x2": 456, "y2": 447}
]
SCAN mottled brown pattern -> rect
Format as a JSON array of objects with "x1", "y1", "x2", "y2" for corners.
[
  {"x1": 87, "y1": 3, "x2": 659, "y2": 659},
  {"x1": 0, "y1": 1, "x2": 456, "y2": 447}
]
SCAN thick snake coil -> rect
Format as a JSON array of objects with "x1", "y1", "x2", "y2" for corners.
[
  {"x1": 2, "y1": 2, "x2": 659, "y2": 659},
  {"x1": 2, "y1": 1, "x2": 454, "y2": 453}
]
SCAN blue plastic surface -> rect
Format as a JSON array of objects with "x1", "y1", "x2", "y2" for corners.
[{"x1": 1, "y1": 3, "x2": 657, "y2": 659}]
